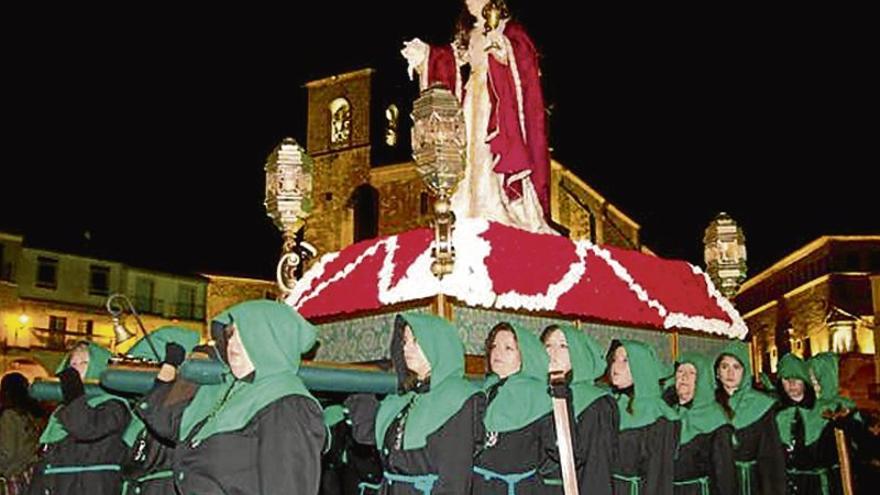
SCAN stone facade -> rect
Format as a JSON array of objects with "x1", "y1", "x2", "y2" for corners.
[
  {"x1": 204, "y1": 274, "x2": 278, "y2": 322},
  {"x1": 300, "y1": 68, "x2": 642, "y2": 261},
  {"x1": 735, "y1": 237, "x2": 880, "y2": 376}
]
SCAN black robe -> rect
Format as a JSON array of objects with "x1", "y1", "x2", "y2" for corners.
[
  {"x1": 120, "y1": 426, "x2": 176, "y2": 495},
  {"x1": 783, "y1": 414, "x2": 865, "y2": 495},
  {"x1": 542, "y1": 395, "x2": 618, "y2": 495},
  {"x1": 673, "y1": 426, "x2": 737, "y2": 495},
  {"x1": 137, "y1": 380, "x2": 326, "y2": 495},
  {"x1": 731, "y1": 409, "x2": 786, "y2": 495},
  {"x1": 380, "y1": 394, "x2": 483, "y2": 495},
  {"x1": 321, "y1": 419, "x2": 383, "y2": 495},
  {"x1": 28, "y1": 397, "x2": 130, "y2": 495},
  {"x1": 472, "y1": 412, "x2": 558, "y2": 495},
  {"x1": 612, "y1": 417, "x2": 680, "y2": 495},
  {"x1": 121, "y1": 382, "x2": 176, "y2": 495}
]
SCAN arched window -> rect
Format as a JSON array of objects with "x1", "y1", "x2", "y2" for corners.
[
  {"x1": 348, "y1": 184, "x2": 379, "y2": 242},
  {"x1": 329, "y1": 98, "x2": 352, "y2": 146},
  {"x1": 385, "y1": 104, "x2": 399, "y2": 147}
]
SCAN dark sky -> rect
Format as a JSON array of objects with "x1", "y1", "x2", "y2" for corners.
[{"x1": 2, "y1": 3, "x2": 875, "y2": 280}]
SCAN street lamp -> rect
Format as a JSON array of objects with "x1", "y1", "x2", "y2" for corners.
[
  {"x1": 264, "y1": 137, "x2": 315, "y2": 295},
  {"x1": 106, "y1": 293, "x2": 161, "y2": 361},
  {"x1": 411, "y1": 85, "x2": 466, "y2": 278},
  {"x1": 703, "y1": 212, "x2": 748, "y2": 299}
]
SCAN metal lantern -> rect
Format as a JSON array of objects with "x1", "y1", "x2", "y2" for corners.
[
  {"x1": 411, "y1": 86, "x2": 466, "y2": 278},
  {"x1": 703, "y1": 212, "x2": 747, "y2": 299},
  {"x1": 264, "y1": 137, "x2": 314, "y2": 293}
]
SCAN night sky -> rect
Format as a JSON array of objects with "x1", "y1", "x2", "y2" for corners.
[{"x1": 2, "y1": 3, "x2": 875, "y2": 280}]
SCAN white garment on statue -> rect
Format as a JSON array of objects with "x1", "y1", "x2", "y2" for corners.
[{"x1": 449, "y1": 25, "x2": 556, "y2": 235}]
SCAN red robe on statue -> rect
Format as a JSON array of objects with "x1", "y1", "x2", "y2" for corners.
[{"x1": 419, "y1": 21, "x2": 551, "y2": 227}]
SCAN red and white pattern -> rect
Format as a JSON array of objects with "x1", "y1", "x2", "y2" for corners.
[{"x1": 287, "y1": 219, "x2": 748, "y2": 339}]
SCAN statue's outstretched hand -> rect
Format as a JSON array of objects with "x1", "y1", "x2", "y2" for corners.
[{"x1": 401, "y1": 38, "x2": 429, "y2": 80}]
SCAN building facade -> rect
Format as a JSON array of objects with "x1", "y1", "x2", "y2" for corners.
[
  {"x1": 299, "y1": 68, "x2": 643, "y2": 260},
  {"x1": 734, "y1": 237, "x2": 880, "y2": 379},
  {"x1": 0, "y1": 233, "x2": 208, "y2": 376}
]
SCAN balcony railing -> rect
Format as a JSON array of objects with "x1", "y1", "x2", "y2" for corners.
[
  {"x1": 171, "y1": 302, "x2": 205, "y2": 321},
  {"x1": 133, "y1": 297, "x2": 164, "y2": 315},
  {"x1": 29, "y1": 327, "x2": 113, "y2": 351}
]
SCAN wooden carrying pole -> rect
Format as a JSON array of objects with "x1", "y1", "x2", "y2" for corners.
[
  {"x1": 834, "y1": 427, "x2": 854, "y2": 495},
  {"x1": 550, "y1": 372, "x2": 579, "y2": 495}
]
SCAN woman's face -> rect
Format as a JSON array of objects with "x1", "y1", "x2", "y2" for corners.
[
  {"x1": 489, "y1": 330, "x2": 521, "y2": 379},
  {"x1": 610, "y1": 346, "x2": 633, "y2": 388},
  {"x1": 69, "y1": 348, "x2": 90, "y2": 381},
  {"x1": 402, "y1": 325, "x2": 431, "y2": 379},
  {"x1": 782, "y1": 378, "x2": 806, "y2": 402},
  {"x1": 226, "y1": 325, "x2": 256, "y2": 379},
  {"x1": 675, "y1": 363, "x2": 697, "y2": 405},
  {"x1": 543, "y1": 329, "x2": 571, "y2": 374},
  {"x1": 717, "y1": 355, "x2": 744, "y2": 394},
  {"x1": 466, "y1": 0, "x2": 490, "y2": 18}
]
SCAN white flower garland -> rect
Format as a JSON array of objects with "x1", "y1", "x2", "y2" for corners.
[
  {"x1": 287, "y1": 220, "x2": 748, "y2": 339},
  {"x1": 585, "y1": 242, "x2": 668, "y2": 318},
  {"x1": 680, "y1": 264, "x2": 749, "y2": 339},
  {"x1": 440, "y1": 218, "x2": 496, "y2": 307},
  {"x1": 285, "y1": 251, "x2": 340, "y2": 308},
  {"x1": 291, "y1": 239, "x2": 389, "y2": 311},
  {"x1": 494, "y1": 240, "x2": 588, "y2": 312}
]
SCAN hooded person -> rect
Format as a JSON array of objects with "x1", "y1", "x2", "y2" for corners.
[
  {"x1": 604, "y1": 339, "x2": 680, "y2": 495},
  {"x1": 540, "y1": 324, "x2": 617, "y2": 494},
  {"x1": 473, "y1": 322, "x2": 556, "y2": 494},
  {"x1": 345, "y1": 314, "x2": 483, "y2": 495},
  {"x1": 135, "y1": 300, "x2": 326, "y2": 494},
  {"x1": 776, "y1": 352, "x2": 863, "y2": 495},
  {"x1": 28, "y1": 341, "x2": 132, "y2": 495},
  {"x1": 664, "y1": 352, "x2": 736, "y2": 495},
  {"x1": 0, "y1": 372, "x2": 46, "y2": 494},
  {"x1": 714, "y1": 342, "x2": 785, "y2": 495},
  {"x1": 118, "y1": 326, "x2": 200, "y2": 495},
  {"x1": 372, "y1": 313, "x2": 483, "y2": 494},
  {"x1": 320, "y1": 398, "x2": 383, "y2": 495}
]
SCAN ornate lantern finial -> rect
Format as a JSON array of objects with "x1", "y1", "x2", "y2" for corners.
[
  {"x1": 264, "y1": 137, "x2": 315, "y2": 294},
  {"x1": 411, "y1": 86, "x2": 466, "y2": 278},
  {"x1": 703, "y1": 212, "x2": 747, "y2": 299}
]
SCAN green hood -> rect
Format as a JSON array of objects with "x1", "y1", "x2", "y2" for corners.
[
  {"x1": 122, "y1": 327, "x2": 201, "y2": 446},
  {"x1": 777, "y1": 354, "x2": 811, "y2": 384},
  {"x1": 556, "y1": 325, "x2": 609, "y2": 417},
  {"x1": 483, "y1": 323, "x2": 553, "y2": 432},
  {"x1": 776, "y1": 352, "x2": 858, "y2": 448},
  {"x1": 809, "y1": 352, "x2": 854, "y2": 410},
  {"x1": 375, "y1": 314, "x2": 480, "y2": 449},
  {"x1": 324, "y1": 404, "x2": 347, "y2": 428},
  {"x1": 615, "y1": 340, "x2": 678, "y2": 430},
  {"x1": 40, "y1": 341, "x2": 129, "y2": 444},
  {"x1": 716, "y1": 342, "x2": 776, "y2": 430},
  {"x1": 179, "y1": 300, "x2": 319, "y2": 444},
  {"x1": 127, "y1": 326, "x2": 200, "y2": 361},
  {"x1": 676, "y1": 352, "x2": 729, "y2": 445}
]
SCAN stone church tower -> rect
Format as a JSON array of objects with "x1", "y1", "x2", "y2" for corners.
[{"x1": 303, "y1": 68, "x2": 643, "y2": 259}]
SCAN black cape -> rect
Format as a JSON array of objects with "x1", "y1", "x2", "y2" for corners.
[
  {"x1": 28, "y1": 397, "x2": 129, "y2": 495},
  {"x1": 674, "y1": 426, "x2": 737, "y2": 495},
  {"x1": 731, "y1": 408, "x2": 786, "y2": 495},
  {"x1": 472, "y1": 411, "x2": 558, "y2": 494},
  {"x1": 379, "y1": 393, "x2": 483, "y2": 494},
  {"x1": 782, "y1": 411, "x2": 865, "y2": 495},
  {"x1": 541, "y1": 394, "x2": 618, "y2": 495},
  {"x1": 120, "y1": 381, "x2": 176, "y2": 495},
  {"x1": 612, "y1": 417, "x2": 680, "y2": 495},
  {"x1": 137, "y1": 379, "x2": 326, "y2": 495}
]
